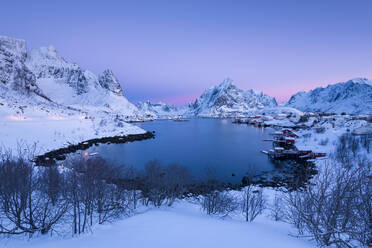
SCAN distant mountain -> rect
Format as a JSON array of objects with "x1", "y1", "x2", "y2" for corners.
[
  {"x1": 136, "y1": 101, "x2": 188, "y2": 118},
  {"x1": 0, "y1": 36, "x2": 140, "y2": 119},
  {"x1": 190, "y1": 78, "x2": 277, "y2": 117},
  {"x1": 286, "y1": 78, "x2": 372, "y2": 114}
]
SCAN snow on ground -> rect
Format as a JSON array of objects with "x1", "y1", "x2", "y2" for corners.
[
  {"x1": 0, "y1": 200, "x2": 315, "y2": 248},
  {"x1": 295, "y1": 116, "x2": 369, "y2": 155},
  {"x1": 0, "y1": 112, "x2": 145, "y2": 156},
  {"x1": 352, "y1": 123, "x2": 372, "y2": 135}
]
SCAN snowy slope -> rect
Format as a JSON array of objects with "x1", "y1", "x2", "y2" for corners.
[
  {"x1": 191, "y1": 79, "x2": 277, "y2": 117},
  {"x1": 0, "y1": 200, "x2": 315, "y2": 248},
  {"x1": 286, "y1": 78, "x2": 372, "y2": 114}
]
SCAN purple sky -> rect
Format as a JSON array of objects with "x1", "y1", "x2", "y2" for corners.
[{"x1": 2, "y1": 0, "x2": 372, "y2": 104}]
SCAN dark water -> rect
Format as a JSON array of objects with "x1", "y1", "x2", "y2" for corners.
[{"x1": 89, "y1": 118, "x2": 277, "y2": 183}]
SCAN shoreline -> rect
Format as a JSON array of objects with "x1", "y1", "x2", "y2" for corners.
[{"x1": 34, "y1": 131, "x2": 155, "y2": 165}]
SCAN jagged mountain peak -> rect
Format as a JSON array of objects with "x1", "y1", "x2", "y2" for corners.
[
  {"x1": 345, "y1": 77, "x2": 371, "y2": 85},
  {"x1": 28, "y1": 45, "x2": 69, "y2": 67},
  {"x1": 0, "y1": 36, "x2": 27, "y2": 60},
  {"x1": 216, "y1": 78, "x2": 234, "y2": 90},
  {"x1": 98, "y1": 69, "x2": 123, "y2": 96},
  {"x1": 191, "y1": 79, "x2": 277, "y2": 117}
]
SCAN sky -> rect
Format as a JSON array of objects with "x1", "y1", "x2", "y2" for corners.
[{"x1": 1, "y1": 0, "x2": 372, "y2": 104}]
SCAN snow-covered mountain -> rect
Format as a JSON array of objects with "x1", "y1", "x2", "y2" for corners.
[
  {"x1": 0, "y1": 36, "x2": 140, "y2": 120},
  {"x1": 190, "y1": 78, "x2": 277, "y2": 117},
  {"x1": 136, "y1": 101, "x2": 188, "y2": 118},
  {"x1": 25, "y1": 45, "x2": 138, "y2": 117},
  {"x1": 286, "y1": 78, "x2": 372, "y2": 114},
  {"x1": 0, "y1": 36, "x2": 145, "y2": 155}
]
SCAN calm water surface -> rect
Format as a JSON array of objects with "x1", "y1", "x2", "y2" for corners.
[{"x1": 91, "y1": 118, "x2": 277, "y2": 183}]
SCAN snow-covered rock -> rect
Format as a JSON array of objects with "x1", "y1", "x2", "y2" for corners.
[
  {"x1": 286, "y1": 78, "x2": 372, "y2": 114},
  {"x1": 190, "y1": 78, "x2": 277, "y2": 117},
  {"x1": 98, "y1": 69, "x2": 124, "y2": 96},
  {"x1": 0, "y1": 36, "x2": 39, "y2": 94},
  {"x1": 26, "y1": 45, "x2": 92, "y2": 95}
]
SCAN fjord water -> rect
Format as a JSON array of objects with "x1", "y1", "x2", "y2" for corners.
[{"x1": 93, "y1": 118, "x2": 276, "y2": 184}]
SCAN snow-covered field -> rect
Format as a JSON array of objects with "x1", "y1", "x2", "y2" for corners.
[
  {"x1": 0, "y1": 199, "x2": 314, "y2": 248},
  {"x1": 0, "y1": 113, "x2": 145, "y2": 156}
]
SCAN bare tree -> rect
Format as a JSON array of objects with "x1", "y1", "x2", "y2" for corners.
[
  {"x1": 241, "y1": 185, "x2": 266, "y2": 222},
  {"x1": 269, "y1": 192, "x2": 285, "y2": 222}
]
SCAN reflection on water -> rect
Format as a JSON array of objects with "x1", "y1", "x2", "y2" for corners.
[{"x1": 88, "y1": 118, "x2": 279, "y2": 184}]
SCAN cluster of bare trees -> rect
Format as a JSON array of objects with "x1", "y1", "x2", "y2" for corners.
[
  {"x1": 260, "y1": 134, "x2": 372, "y2": 247},
  {"x1": 0, "y1": 156, "x2": 211, "y2": 236},
  {"x1": 200, "y1": 184, "x2": 266, "y2": 222},
  {"x1": 140, "y1": 161, "x2": 193, "y2": 207},
  {"x1": 0, "y1": 156, "x2": 134, "y2": 236},
  {"x1": 281, "y1": 159, "x2": 371, "y2": 247},
  {"x1": 0, "y1": 157, "x2": 68, "y2": 235}
]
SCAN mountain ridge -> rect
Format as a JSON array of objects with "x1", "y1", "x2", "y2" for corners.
[{"x1": 286, "y1": 78, "x2": 372, "y2": 114}]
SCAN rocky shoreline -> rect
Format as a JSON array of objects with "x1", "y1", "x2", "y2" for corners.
[{"x1": 34, "y1": 131, "x2": 155, "y2": 166}]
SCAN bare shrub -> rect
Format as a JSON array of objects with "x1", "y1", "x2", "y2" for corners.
[
  {"x1": 360, "y1": 135, "x2": 371, "y2": 153},
  {"x1": 315, "y1": 127, "x2": 326, "y2": 134},
  {"x1": 269, "y1": 193, "x2": 285, "y2": 222},
  {"x1": 241, "y1": 185, "x2": 266, "y2": 222},
  {"x1": 201, "y1": 191, "x2": 239, "y2": 216},
  {"x1": 318, "y1": 138, "x2": 329, "y2": 146}
]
